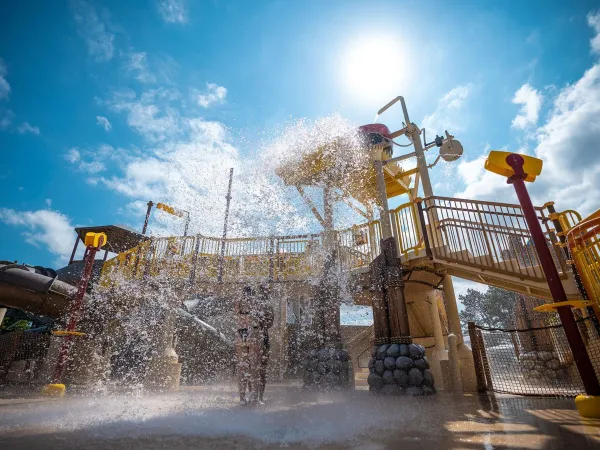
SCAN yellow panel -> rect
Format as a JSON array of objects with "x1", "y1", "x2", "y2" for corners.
[
  {"x1": 84, "y1": 232, "x2": 107, "y2": 248},
  {"x1": 484, "y1": 151, "x2": 543, "y2": 182},
  {"x1": 533, "y1": 300, "x2": 592, "y2": 312}
]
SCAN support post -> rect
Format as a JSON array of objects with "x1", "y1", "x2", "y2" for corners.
[
  {"x1": 467, "y1": 322, "x2": 488, "y2": 392},
  {"x1": 68, "y1": 235, "x2": 80, "y2": 265},
  {"x1": 218, "y1": 168, "x2": 234, "y2": 283},
  {"x1": 44, "y1": 233, "x2": 106, "y2": 396},
  {"x1": 506, "y1": 153, "x2": 600, "y2": 396},
  {"x1": 142, "y1": 201, "x2": 154, "y2": 235}
]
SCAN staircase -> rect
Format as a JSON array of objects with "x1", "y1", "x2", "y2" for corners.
[
  {"x1": 415, "y1": 196, "x2": 581, "y2": 301},
  {"x1": 354, "y1": 367, "x2": 370, "y2": 390}
]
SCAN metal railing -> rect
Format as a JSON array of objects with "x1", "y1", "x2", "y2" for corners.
[
  {"x1": 419, "y1": 196, "x2": 568, "y2": 282},
  {"x1": 100, "y1": 197, "x2": 576, "y2": 287},
  {"x1": 567, "y1": 210, "x2": 600, "y2": 310}
]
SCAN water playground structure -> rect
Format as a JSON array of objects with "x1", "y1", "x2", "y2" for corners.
[{"x1": 2, "y1": 96, "x2": 600, "y2": 414}]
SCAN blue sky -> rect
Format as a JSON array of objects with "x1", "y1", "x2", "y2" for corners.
[{"x1": 1, "y1": 0, "x2": 600, "y2": 304}]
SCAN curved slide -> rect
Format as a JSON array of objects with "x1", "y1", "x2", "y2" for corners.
[
  {"x1": 0, "y1": 262, "x2": 231, "y2": 348},
  {"x1": 0, "y1": 262, "x2": 78, "y2": 319}
]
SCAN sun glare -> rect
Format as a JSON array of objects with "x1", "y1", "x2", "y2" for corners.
[{"x1": 341, "y1": 34, "x2": 409, "y2": 104}]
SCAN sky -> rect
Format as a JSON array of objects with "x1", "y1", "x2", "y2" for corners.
[{"x1": 1, "y1": 0, "x2": 600, "y2": 308}]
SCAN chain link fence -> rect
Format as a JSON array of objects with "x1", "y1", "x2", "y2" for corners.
[
  {"x1": 0, "y1": 330, "x2": 51, "y2": 385},
  {"x1": 469, "y1": 316, "x2": 600, "y2": 397}
]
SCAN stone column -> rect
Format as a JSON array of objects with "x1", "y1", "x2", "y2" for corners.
[
  {"x1": 143, "y1": 306, "x2": 182, "y2": 392},
  {"x1": 427, "y1": 289, "x2": 447, "y2": 390},
  {"x1": 442, "y1": 275, "x2": 477, "y2": 391}
]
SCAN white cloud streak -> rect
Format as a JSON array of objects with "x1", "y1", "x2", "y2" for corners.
[
  {"x1": 158, "y1": 0, "x2": 187, "y2": 24},
  {"x1": 195, "y1": 83, "x2": 227, "y2": 108},
  {"x1": 511, "y1": 83, "x2": 543, "y2": 130},
  {"x1": 589, "y1": 10, "x2": 600, "y2": 54},
  {"x1": 422, "y1": 83, "x2": 474, "y2": 133},
  {"x1": 96, "y1": 115, "x2": 112, "y2": 131},
  {"x1": 0, "y1": 208, "x2": 76, "y2": 264},
  {"x1": 17, "y1": 122, "x2": 40, "y2": 135},
  {"x1": 71, "y1": 0, "x2": 115, "y2": 62},
  {"x1": 0, "y1": 58, "x2": 10, "y2": 100}
]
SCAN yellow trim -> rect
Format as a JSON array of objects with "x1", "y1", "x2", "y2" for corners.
[
  {"x1": 52, "y1": 330, "x2": 86, "y2": 337},
  {"x1": 533, "y1": 300, "x2": 592, "y2": 312},
  {"x1": 84, "y1": 232, "x2": 107, "y2": 248},
  {"x1": 575, "y1": 395, "x2": 600, "y2": 418},
  {"x1": 41, "y1": 384, "x2": 66, "y2": 397}
]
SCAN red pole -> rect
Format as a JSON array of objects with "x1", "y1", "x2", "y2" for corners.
[
  {"x1": 506, "y1": 153, "x2": 600, "y2": 395},
  {"x1": 51, "y1": 237, "x2": 103, "y2": 385}
]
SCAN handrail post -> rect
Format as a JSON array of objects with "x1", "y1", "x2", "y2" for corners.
[{"x1": 416, "y1": 198, "x2": 433, "y2": 260}]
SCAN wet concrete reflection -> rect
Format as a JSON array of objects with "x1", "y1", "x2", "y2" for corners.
[{"x1": 1, "y1": 386, "x2": 600, "y2": 449}]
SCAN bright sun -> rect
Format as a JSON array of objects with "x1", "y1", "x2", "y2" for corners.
[{"x1": 341, "y1": 35, "x2": 409, "y2": 104}]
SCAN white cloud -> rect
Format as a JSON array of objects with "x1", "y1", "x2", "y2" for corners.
[
  {"x1": 195, "y1": 83, "x2": 227, "y2": 108},
  {"x1": 125, "y1": 52, "x2": 156, "y2": 83},
  {"x1": 589, "y1": 10, "x2": 600, "y2": 54},
  {"x1": 456, "y1": 12, "x2": 600, "y2": 216},
  {"x1": 64, "y1": 146, "x2": 111, "y2": 174},
  {"x1": 422, "y1": 83, "x2": 474, "y2": 133},
  {"x1": 17, "y1": 122, "x2": 40, "y2": 135},
  {"x1": 96, "y1": 115, "x2": 112, "y2": 131},
  {"x1": 511, "y1": 83, "x2": 543, "y2": 130},
  {"x1": 0, "y1": 58, "x2": 10, "y2": 100},
  {"x1": 45, "y1": 199, "x2": 52, "y2": 207},
  {"x1": 89, "y1": 111, "x2": 352, "y2": 238},
  {"x1": 71, "y1": 0, "x2": 115, "y2": 62},
  {"x1": 107, "y1": 88, "x2": 181, "y2": 142},
  {"x1": 64, "y1": 148, "x2": 81, "y2": 163},
  {"x1": 0, "y1": 208, "x2": 75, "y2": 264},
  {"x1": 158, "y1": 0, "x2": 187, "y2": 24},
  {"x1": 0, "y1": 109, "x2": 13, "y2": 129}
]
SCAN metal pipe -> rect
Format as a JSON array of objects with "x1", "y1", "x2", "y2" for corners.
[
  {"x1": 142, "y1": 201, "x2": 154, "y2": 235},
  {"x1": 183, "y1": 211, "x2": 190, "y2": 237},
  {"x1": 506, "y1": 153, "x2": 600, "y2": 396},
  {"x1": 217, "y1": 168, "x2": 234, "y2": 283},
  {"x1": 68, "y1": 235, "x2": 80, "y2": 265},
  {"x1": 374, "y1": 160, "x2": 393, "y2": 239}
]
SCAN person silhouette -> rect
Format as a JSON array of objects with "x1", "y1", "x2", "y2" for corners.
[
  {"x1": 253, "y1": 284, "x2": 275, "y2": 404},
  {"x1": 236, "y1": 286, "x2": 260, "y2": 406}
]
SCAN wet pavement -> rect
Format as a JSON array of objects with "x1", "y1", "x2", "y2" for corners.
[{"x1": 1, "y1": 384, "x2": 600, "y2": 449}]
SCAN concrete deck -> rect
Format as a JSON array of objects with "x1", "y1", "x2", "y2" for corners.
[{"x1": 1, "y1": 385, "x2": 600, "y2": 449}]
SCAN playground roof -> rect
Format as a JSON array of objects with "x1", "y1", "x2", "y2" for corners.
[{"x1": 74, "y1": 224, "x2": 149, "y2": 254}]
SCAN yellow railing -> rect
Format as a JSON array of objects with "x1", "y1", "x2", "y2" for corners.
[
  {"x1": 391, "y1": 202, "x2": 423, "y2": 257},
  {"x1": 99, "y1": 197, "x2": 578, "y2": 288},
  {"x1": 420, "y1": 196, "x2": 569, "y2": 282},
  {"x1": 567, "y1": 210, "x2": 600, "y2": 310}
]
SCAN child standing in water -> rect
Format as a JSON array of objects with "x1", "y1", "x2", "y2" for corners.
[
  {"x1": 254, "y1": 284, "x2": 275, "y2": 404},
  {"x1": 236, "y1": 286, "x2": 261, "y2": 406}
]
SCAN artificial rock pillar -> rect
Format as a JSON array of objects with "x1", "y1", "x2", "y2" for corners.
[
  {"x1": 302, "y1": 248, "x2": 352, "y2": 390},
  {"x1": 366, "y1": 238, "x2": 436, "y2": 396}
]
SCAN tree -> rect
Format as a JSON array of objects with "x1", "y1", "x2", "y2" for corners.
[{"x1": 459, "y1": 286, "x2": 515, "y2": 329}]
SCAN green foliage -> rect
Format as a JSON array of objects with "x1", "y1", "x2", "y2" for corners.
[
  {"x1": 459, "y1": 286, "x2": 515, "y2": 329},
  {"x1": 0, "y1": 317, "x2": 32, "y2": 331}
]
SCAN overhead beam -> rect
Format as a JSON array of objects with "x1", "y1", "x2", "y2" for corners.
[{"x1": 296, "y1": 185, "x2": 326, "y2": 228}]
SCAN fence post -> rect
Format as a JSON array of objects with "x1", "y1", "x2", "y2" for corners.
[
  {"x1": 468, "y1": 322, "x2": 487, "y2": 392},
  {"x1": 477, "y1": 328, "x2": 494, "y2": 391},
  {"x1": 416, "y1": 198, "x2": 433, "y2": 260}
]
